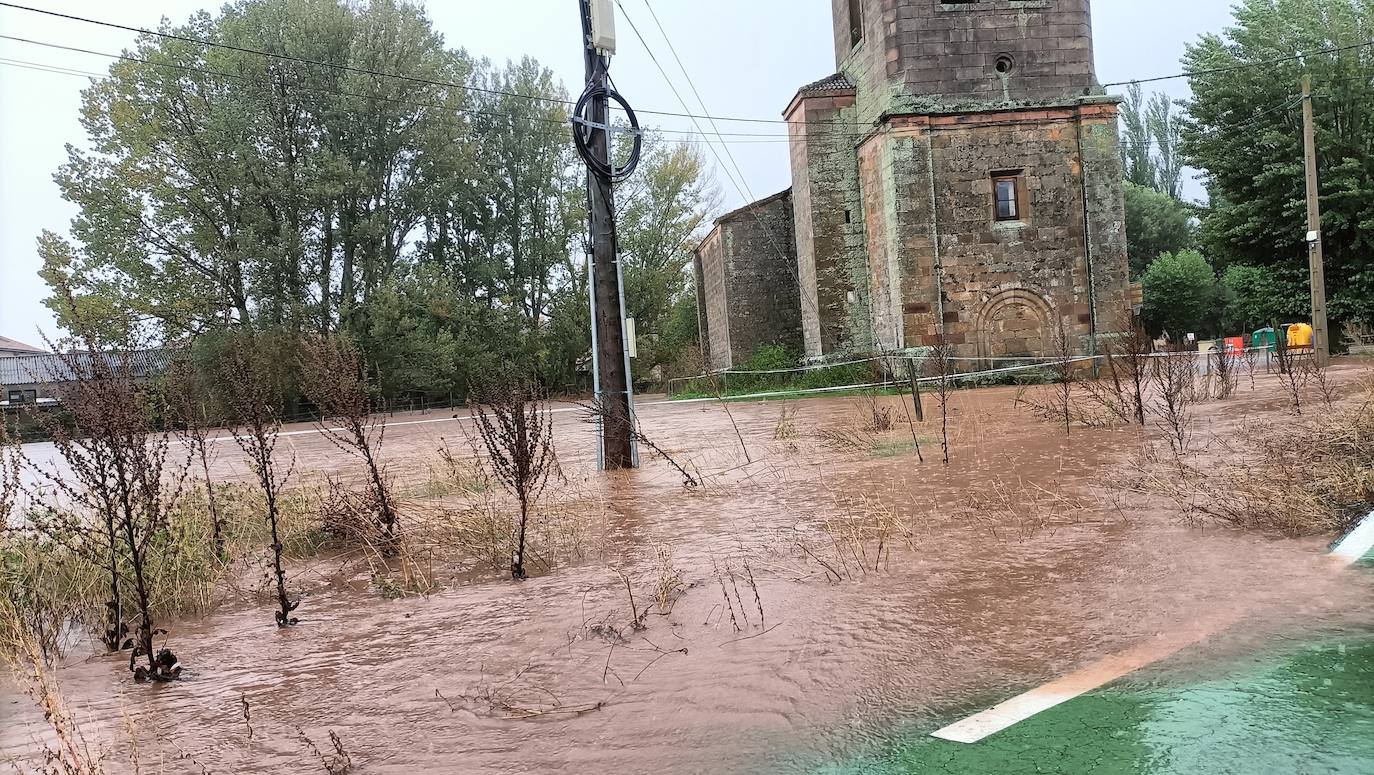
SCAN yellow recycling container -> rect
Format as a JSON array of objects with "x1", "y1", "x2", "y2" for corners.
[{"x1": 1287, "y1": 322, "x2": 1314, "y2": 350}]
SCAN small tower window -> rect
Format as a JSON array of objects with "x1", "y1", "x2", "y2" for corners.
[
  {"x1": 848, "y1": 0, "x2": 863, "y2": 47},
  {"x1": 992, "y1": 172, "x2": 1025, "y2": 222}
]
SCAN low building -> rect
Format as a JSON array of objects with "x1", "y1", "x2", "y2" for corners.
[
  {"x1": 0, "y1": 349, "x2": 171, "y2": 406},
  {"x1": 0, "y1": 336, "x2": 45, "y2": 358},
  {"x1": 692, "y1": 189, "x2": 803, "y2": 370}
]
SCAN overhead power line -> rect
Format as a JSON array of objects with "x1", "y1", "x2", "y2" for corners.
[
  {"x1": 0, "y1": 1, "x2": 824, "y2": 129},
  {"x1": 615, "y1": 0, "x2": 838, "y2": 345},
  {"x1": 1102, "y1": 39, "x2": 1374, "y2": 87},
  {"x1": 0, "y1": 34, "x2": 838, "y2": 141},
  {"x1": 5, "y1": 0, "x2": 1371, "y2": 128}
]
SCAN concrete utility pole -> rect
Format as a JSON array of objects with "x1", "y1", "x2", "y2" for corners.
[
  {"x1": 1302, "y1": 74, "x2": 1331, "y2": 366},
  {"x1": 577, "y1": 0, "x2": 636, "y2": 469}
]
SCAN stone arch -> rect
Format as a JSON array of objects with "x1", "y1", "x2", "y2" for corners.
[{"x1": 974, "y1": 288, "x2": 1056, "y2": 361}]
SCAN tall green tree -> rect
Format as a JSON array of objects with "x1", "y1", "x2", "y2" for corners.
[
  {"x1": 36, "y1": 0, "x2": 717, "y2": 398},
  {"x1": 1141, "y1": 250, "x2": 1219, "y2": 339},
  {"x1": 41, "y1": 0, "x2": 474, "y2": 339},
  {"x1": 1123, "y1": 182, "x2": 1198, "y2": 277},
  {"x1": 615, "y1": 135, "x2": 718, "y2": 377},
  {"x1": 1218, "y1": 263, "x2": 1311, "y2": 334},
  {"x1": 1181, "y1": 0, "x2": 1374, "y2": 329},
  {"x1": 1147, "y1": 92, "x2": 1185, "y2": 199},
  {"x1": 1120, "y1": 83, "x2": 1158, "y2": 190}
]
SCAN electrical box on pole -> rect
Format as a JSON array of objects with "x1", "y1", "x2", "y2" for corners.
[{"x1": 589, "y1": 0, "x2": 617, "y2": 54}]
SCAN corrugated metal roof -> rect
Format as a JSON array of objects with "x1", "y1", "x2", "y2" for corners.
[{"x1": 0, "y1": 349, "x2": 172, "y2": 386}]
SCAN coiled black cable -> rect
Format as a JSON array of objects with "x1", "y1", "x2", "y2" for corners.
[{"x1": 573, "y1": 81, "x2": 643, "y2": 183}]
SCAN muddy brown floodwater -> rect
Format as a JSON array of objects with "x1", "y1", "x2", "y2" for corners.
[{"x1": 5, "y1": 367, "x2": 1374, "y2": 774}]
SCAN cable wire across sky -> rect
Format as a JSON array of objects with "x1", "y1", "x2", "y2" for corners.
[{"x1": 3, "y1": 0, "x2": 1371, "y2": 130}]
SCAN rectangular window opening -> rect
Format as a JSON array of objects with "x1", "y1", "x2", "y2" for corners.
[
  {"x1": 844, "y1": 209, "x2": 852, "y2": 224},
  {"x1": 848, "y1": 0, "x2": 863, "y2": 47},
  {"x1": 992, "y1": 171, "x2": 1025, "y2": 222}
]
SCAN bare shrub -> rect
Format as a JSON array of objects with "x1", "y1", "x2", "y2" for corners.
[
  {"x1": 1048, "y1": 318, "x2": 1076, "y2": 434},
  {"x1": 298, "y1": 729, "x2": 352, "y2": 775},
  {"x1": 964, "y1": 478, "x2": 1094, "y2": 540},
  {"x1": 1273, "y1": 325, "x2": 1307, "y2": 415},
  {"x1": 1212, "y1": 345, "x2": 1239, "y2": 399},
  {"x1": 1148, "y1": 348, "x2": 1198, "y2": 457},
  {"x1": 1101, "y1": 318, "x2": 1151, "y2": 426},
  {"x1": 299, "y1": 335, "x2": 400, "y2": 553},
  {"x1": 814, "y1": 425, "x2": 876, "y2": 454},
  {"x1": 469, "y1": 378, "x2": 556, "y2": 580},
  {"x1": 652, "y1": 543, "x2": 685, "y2": 614},
  {"x1": 220, "y1": 334, "x2": 298, "y2": 626},
  {"x1": 1240, "y1": 345, "x2": 1260, "y2": 391},
  {"x1": 165, "y1": 357, "x2": 224, "y2": 560},
  {"x1": 440, "y1": 663, "x2": 603, "y2": 719},
  {"x1": 0, "y1": 609, "x2": 107, "y2": 774},
  {"x1": 925, "y1": 341, "x2": 955, "y2": 465},
  {"x1": 862, "y1": 398, "x2": 894, "y2": 433},
  {"x1": 1135, "y1": 391, "x2": 1374, "y2": 535},
  {"x1": 794, "y1": 494, "x2": 911, "y2": 582},
  {"x1": 710, "y1": 556, "x2": 764, "y2": 632},
  {"x1": 1303, "y1": 355, "x2": 1338, "y2": 408},
  {"x1": 772, "y1": 403, "x2": 798, "y2": 441},
  {"x1": 1, "y1": 422, "x2": 18, "y2": 525},
  {"x1": 28, "y1": 314, "x2": 189, "y2": 679}
]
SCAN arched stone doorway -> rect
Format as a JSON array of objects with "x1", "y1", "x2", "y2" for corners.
[{"x1": 975, "y1": 289, "x2": 1055, "y2": 360}]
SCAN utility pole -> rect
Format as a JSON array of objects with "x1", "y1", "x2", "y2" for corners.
[
  {"x1": 577, "y1": 0, "x2": 637, "y2": 469},
  {"x1": 1302, "y1": 74, "x2": 1330, "y2": 367}
]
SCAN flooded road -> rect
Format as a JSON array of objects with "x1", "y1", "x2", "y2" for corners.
[{"x1": 5, "y1": 369, "x2": 1374, "y2": 773}]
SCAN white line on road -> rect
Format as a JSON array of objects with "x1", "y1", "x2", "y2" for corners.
[{"x1": 1331, "y1": 510, "x2": 1374, "y2": 566}]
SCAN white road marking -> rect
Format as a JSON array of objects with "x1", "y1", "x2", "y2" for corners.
[
  {"x1": 932, "y1": 510, "x2": 1374, "y2": 745},
  {"x1": 1331, "y1": 510, "x2": 1374, "y2": 566}
]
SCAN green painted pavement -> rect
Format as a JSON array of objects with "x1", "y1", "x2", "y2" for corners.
[{"x1": 805, "y1": 638, "x2": 1374, "y2": 775}]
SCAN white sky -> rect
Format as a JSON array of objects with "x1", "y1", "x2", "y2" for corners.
[{"x1": 0, "y1": 0, "x2": 1236, "y2": 344}]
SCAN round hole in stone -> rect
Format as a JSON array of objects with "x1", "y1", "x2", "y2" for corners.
[{"x1": 995, "y1": 54, "x2": 1016, "y2": 75}]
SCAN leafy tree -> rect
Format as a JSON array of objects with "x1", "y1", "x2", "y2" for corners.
[
  {"x1": 1120, "y1": 83, "x2": 1157, "y2": 190},
  {"x1": 1141, "y1": 250, "x2": 1218, "y2": 338},
  {"x1": 1147, "y1": 92, "x2": 1185, "y2": 199},
  {"x1": 1218, "y1": 263, "x2": 1311, "y2": 334},
  {"x1": 615, "y1": 135, "x2": 718, "y2": 378},
  {"x1": 1123, "y1": 182, "x2": 1198, "y2": 278},
  {"x1": 1181, "y1": 0, "x2": 1374, "y2": 329},
  {"x1": 1118, "y1": 83, "x2": 1185, "y2": 199},
  {"x1": 35, "y1": 0, "x2": 716, "y2": 399},
  {"x1": 42, "y1": 0, "x2": 473, "y2": 338}
]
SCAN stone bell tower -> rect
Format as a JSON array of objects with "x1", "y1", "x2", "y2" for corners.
[{"x1": 788, "y1": 0, "x2": 1128, "y2": 361}]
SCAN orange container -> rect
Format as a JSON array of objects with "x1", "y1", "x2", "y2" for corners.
[{"x1": 1223, "y1": 336, "x2": 1245, "y2": 354}]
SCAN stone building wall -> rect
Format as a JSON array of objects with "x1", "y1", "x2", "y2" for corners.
[
  {"x1": 694, "y1": 228, "x2": 731, "y2": 370},
  {"x1": 693, "y1": 190, "x2": 804, "y2": 370},
  {"x1": 918, "y1": 104, "x2": 1122, "y2": 356},
  {"x1": 1078, "y1": 108, "x2": 1131, "y2": 332},
  {"x1": 785, "y1": 0, "x2": 1130, "y2": 363},
  {"x1": 786, "y1": 87, "x2": 869, "y2": 359},
  {"x1": 832, "y1": 0, "x2": 1098, "y2": 123}
]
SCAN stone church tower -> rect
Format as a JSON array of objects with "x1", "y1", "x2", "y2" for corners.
[{"x1": 784, "y1": 0, "x2": 1129, "y2": 360}]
